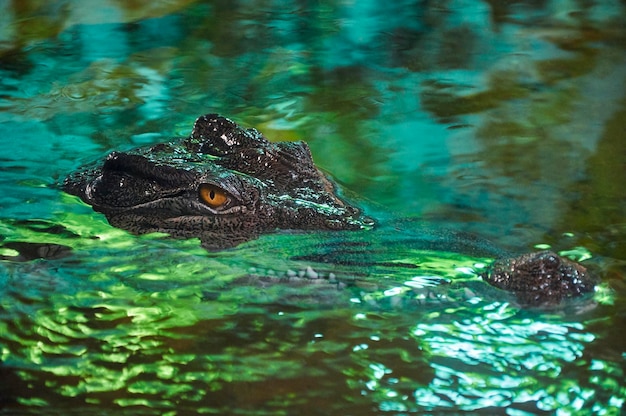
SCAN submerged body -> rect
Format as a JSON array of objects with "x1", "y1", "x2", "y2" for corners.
[{"x1": 63, "y1": 114, "x2": 598, "y2": 306}]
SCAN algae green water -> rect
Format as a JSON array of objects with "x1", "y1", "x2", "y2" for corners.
[{"x1": 1, "y1": 1, "x2": 625, "y2": 414}]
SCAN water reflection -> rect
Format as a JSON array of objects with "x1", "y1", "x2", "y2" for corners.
[
  {"x1": 1, "y1": 216, "x2": 621, "y2": 413},
  {"x1": 350, "y1": 301, "x2": 625, "y2": 414},
  {"x1": 412, "y1": 306, "x2": 593, "y2": 411},
  {"x1": 1, "y1": 0, "x2": 625, "y2": 414}
]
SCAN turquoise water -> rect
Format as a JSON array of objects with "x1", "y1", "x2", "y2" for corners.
[{"x1": 1, "y1": 1, "x2": 625, "y2": 414}]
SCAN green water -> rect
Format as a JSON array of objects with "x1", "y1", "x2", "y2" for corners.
[{"x1": 1, "y1": 1, "x2": 625, "y2": 414}]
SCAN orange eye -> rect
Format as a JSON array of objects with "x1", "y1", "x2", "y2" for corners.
[{"x1": 199, "y1": 184, "x2": 228, "y2": 208}]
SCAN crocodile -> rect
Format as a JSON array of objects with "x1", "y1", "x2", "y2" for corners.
[
  {"x1": 63, "y1": 114, "x2": 598, "y2": 306},
  {"x1": 63, "y1": 114, "x2": 369, "y2": 250}
]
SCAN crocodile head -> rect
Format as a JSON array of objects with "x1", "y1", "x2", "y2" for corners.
[{"x1": 63, "y1": 114, "x2": 372, "y2": 249}]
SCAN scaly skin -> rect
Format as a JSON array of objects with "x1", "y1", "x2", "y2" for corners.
[
  {"x1": 64, "y1": 114, "x2": 598, "y2": 306},
  {"x1": 483, "y1": 250, "x2": 598, "y2": 306},
  {"x1": 64, "y1": 114, "x2": 370, "y2": 249}
]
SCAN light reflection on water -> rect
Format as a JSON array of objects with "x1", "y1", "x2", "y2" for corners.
[
  {"x1": 1, "y1": 0, "x2": 625, "y2": 414},
  {"x1": 412, "y1": 308, "x2": 593, "y2": 410},
  {"x1": 2, "y1": 217, "x2": 620, "y2": 413},
  {"x1": 352, "y1": 299, "x2": 624, "y2": 414}
]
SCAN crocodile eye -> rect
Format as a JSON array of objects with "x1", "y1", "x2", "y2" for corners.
[{"x1": 199, "y1": 183, "x2": 228, "y2": 208}]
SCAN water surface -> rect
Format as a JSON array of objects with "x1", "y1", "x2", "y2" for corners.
[{"x1": 1, "y1": 1, "x2": 625, "y2": 414}]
